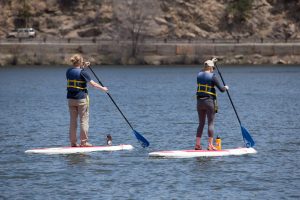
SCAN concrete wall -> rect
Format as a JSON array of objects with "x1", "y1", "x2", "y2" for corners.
[{"x1": 0, "y1": 41, "x2": 300, "y2": 66}]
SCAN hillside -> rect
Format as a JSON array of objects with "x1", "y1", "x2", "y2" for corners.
[{"x1": 0, "y1": 0, "x2": 299, "y2": 40}]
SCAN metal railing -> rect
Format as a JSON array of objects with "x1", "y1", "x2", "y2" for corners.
[{"x1": 1, "y1": 37, "x2": 300, "y2": 44}]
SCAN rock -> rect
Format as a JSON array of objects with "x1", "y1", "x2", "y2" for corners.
[
  {"x1": 64, "y1": 30, "x2": 79, "y2": 38},
  {"x1": 127, "y1": 57, "x2": 138, "y2": 65},
  {"x1": 154, "y1": 17, "x2": 168, "y2": 25},
  {"x1": 183, "y1": 32, "x2": 196, "y2": 38},
  {"x1": 216, "y1": 56, "x2": 224, "y2": 61},
  {"x1": 77, "y1": 28, "x2": 102, "y2": 38},
  {"x1": 0, "y1": 54, "x2": 14, "y2": 66},
  {"x1": 144, "y1": 55, "x2": 162, "y2": 65},
  {"x1": 253, "y1": 54, "x2": 263, "y2": 59},
  {"x1": 235, "y1": 55, "x2": 244, "y2": 59},
  {"x1": 276, "y1": 59, "x2": 287, "y2": 64},
  {"x1": 187, "y1": 23, "x2": 203, "y2": 34},
  {"x1": 100, "y1": 4, "x2": 113, "y2": 19}
]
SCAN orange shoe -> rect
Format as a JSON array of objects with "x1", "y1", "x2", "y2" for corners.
[{"x1": 195, "y1": 144, "x2": 202, "y2": 150}]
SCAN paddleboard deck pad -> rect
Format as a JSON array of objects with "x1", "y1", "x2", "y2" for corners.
[
  {"x1": 25, "y1": 144, "x2": 134, "y2": 155},
  {"x1": 149, "y1": 147, "x2": 257, "y2": 158}
]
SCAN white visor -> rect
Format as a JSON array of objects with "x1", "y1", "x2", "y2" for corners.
[{"x1": 204, "y1": 60, "x2": 215, "y2": 67}]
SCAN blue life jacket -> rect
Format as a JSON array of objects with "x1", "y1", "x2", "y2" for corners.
[
  {"x1": 196, "y1": 72, "x2": 216, "y2": 98},
  {"x1": 66, "y1": 68, "x2": 87, "y2": 97}
]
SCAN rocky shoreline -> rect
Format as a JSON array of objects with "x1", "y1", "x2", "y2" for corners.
[
  {"x1": 1, "y1": 1, "x2": 300, "y2": 41},
  {"x1": 1, "y1": 0, "x2": 300, "y2": 66}
]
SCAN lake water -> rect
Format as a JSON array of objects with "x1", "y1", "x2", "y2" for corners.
[{"x1": 0, "y1": 65, "x2": 299, "y2": 199}]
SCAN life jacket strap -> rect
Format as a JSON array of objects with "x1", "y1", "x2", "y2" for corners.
[
  {"x1": 197, "y1": 84, "x2": 216, "y2": 96},
  {"x1": 67, "y1": 79, "x2": 87, "y2": 90}
]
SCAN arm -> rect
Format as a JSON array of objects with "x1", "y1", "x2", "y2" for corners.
[
  {"x1": 212, "y1": 75, "x2": 228, "y2": 92},
  {"x1": 89, "y1": 80, "x2": 108, "y2": 92},
  {"x1": 81, "y1": 69, "x2": 108, "y2": 92}
]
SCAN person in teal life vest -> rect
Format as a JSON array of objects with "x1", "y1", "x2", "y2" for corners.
[
  {"x1": 66, "y1": 54, "x2": 108, "y2": 147},
  {"x1": 195, "y1": 59, "x2": 228, "y2": 150}
]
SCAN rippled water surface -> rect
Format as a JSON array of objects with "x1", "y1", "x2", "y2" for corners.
[{"x1": 0, "y1": 65, "x2": 299, "y2": 199}]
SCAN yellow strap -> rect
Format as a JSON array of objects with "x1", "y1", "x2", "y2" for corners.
[
  {"x1": 198, "y1": 83, "x2": 213, "y2": 88},
  {"x1": 197, "y1": 90, "x2": 216, "y2": 96},
  {"x1": 197, "y1": 84, "x2": 216, "y2": 96},
  {"x1": 67, "y1": 85, "x2": 87, "y2": 90},
  {"x1": 67, "y1": 79, "x2": 87, "y2": 90}
]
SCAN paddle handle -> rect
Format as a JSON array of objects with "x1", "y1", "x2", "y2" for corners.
[
  {"x1": 214, "y1": 63, "x2": 242, "y2": 126},
  {"x1": 88, "y1": 66, "x2": 134, "y2": 131}
]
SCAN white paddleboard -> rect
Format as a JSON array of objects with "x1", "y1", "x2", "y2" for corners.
[
  {"x1": 149, "y1": 147, "x2": 257, "y2": 158},
  {"x1": 25, "y1": 144, "x2": 134, "y2": 155}
]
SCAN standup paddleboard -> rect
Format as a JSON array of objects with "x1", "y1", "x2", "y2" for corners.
[
  {"x1": 149, "y1": 147, "x2": 257, "y2": 158},
  {"x1": 25, "y1": 144, "x2": 134, "y2": 155}
]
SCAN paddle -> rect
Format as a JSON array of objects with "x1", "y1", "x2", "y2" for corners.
[
  {"x1": 87, "y1": 65, "x2": 150, "y2": 148},
  {"x1": 213, "y1": 59, "x2": 255, "y2": 147}
]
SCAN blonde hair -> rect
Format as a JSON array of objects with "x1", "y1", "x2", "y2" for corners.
[{"x1": 70, "y1": 54, "x2": 83, "y2": 66}]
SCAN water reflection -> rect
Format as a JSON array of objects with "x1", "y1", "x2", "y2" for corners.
[{"x1": 64, "y1": 154, "x2": 92, "y2": 166}]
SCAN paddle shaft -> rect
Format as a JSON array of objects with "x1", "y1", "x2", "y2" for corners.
[
  {"x1": 88, "y1": 66, "x2": 134, "y2": 131},
  {"x1": 214, "y1": 63, "x2": 242, "y2": 126}
]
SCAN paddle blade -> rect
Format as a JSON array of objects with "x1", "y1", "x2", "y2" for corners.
[
  {"x1": 241, "y1": 126, "x2": 255, "y2": 147},
  {"x1": 133, "y1": 130, "x2": 150, "y2": 148}
]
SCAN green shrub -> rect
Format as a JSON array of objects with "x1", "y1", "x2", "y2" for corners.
[
  {"x1": 226, "y1": 0, "x2": 253, "y2": 22},
  {"x1": 58, "y1": 0, "x2": 79, "y2": 10}
]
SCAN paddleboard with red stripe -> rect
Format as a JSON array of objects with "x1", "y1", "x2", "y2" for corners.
[
  {"x1": 25, "y1": 144, "x2": 134, "y2": 155},
  {"x1": 149, "y1": 147, "x2": 257, "y2": 158}
]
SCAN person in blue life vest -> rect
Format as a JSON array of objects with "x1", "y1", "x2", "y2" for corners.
[
  {"x1": 195, "y1": 59, "x2": 229, "y2": 150},
  {"x1": 66, "y1": 54, "x2": 108, "y2": 147}
]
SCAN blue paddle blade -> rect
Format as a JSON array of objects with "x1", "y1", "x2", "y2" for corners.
[
  {"x1": 133, "y1": 130, "x2": 150, "y2": 148},
  {"x1": 241, "y1": 126, "x2": 255, "y2": 147}
]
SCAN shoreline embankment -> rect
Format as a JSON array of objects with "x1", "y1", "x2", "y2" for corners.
[{"x1": 1, "y1": 39, "x2": 300, "y2": 66}]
